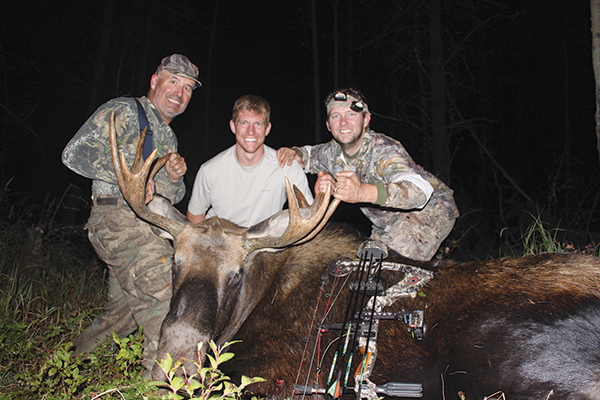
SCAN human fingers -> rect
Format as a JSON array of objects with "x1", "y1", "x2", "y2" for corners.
[
  {"x1": 165, "y1": 153, "x2": 187, "y2": 181},
  {"x1": 335, "y1": 171, "x2": 358, "y2": 182},
  {"x1": 276, "y1": 148, "x2": 298, "y2": 167},
  {"x1": 315, "y1": 172, "x2": 335, "y2": 195}
]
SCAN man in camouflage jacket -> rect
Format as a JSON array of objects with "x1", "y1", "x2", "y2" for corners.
[
  {"x1": 62, "y1": 54, "x2": 200, "y2": 374},
  {"x1": 277, "y1": 88, "x2": 458, "y2": 261}
]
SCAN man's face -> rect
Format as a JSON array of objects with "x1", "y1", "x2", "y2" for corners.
[
  {"x1": 148, "y1": 70, "x2": 195, "y2": 124},
  {"x1": 230, "y1": 110, "x2": 272, "y2": 155},
  {"x1": 326, "y1": 106, "x2": 371, "y2": 156}
]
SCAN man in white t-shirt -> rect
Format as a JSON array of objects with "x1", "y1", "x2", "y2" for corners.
[{"x1": 187, "y1": 95, "x2": 313, "y2": 227}]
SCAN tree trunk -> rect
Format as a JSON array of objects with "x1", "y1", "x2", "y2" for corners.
[
  {"x1": 203, "y1": 0, "x2": 220, "y2": 160},
  {"x1": 311, "y1": 0, "x2": 322, "y2": 143},
  {"x1": 86, "y1": 0, "x2": 116, "y2": 115},
  {"x1": 332, "y1": 0, "x2": 339, "y2": 88},
  {"x1": 137, "y1": 9, "x2": 154, "y2": 93},
  {"x1": 345, "y1": 1, "x2": 354, "y2": 85},
  {"x1": 591, "y1": 0, "x2": 600, "y2": 164},
  {"x1": 429, "y1": 0, "x2": 450, "y2": 182}
]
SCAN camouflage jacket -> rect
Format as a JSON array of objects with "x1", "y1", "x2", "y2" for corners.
[
  {"x1": 293, "y1": 129, "x2": 459, "y2": 229},
  {"x1": 62, "y1": 96, "x2": 185, "y2": 204}
]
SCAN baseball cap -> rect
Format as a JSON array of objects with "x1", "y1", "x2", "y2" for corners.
[{"x1": 155, "y1": 54, "x2": 202, "y2": 89}]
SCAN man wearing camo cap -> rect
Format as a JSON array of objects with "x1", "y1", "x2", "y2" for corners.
[
  {"x1": 277, "y1": 87, "x2": 458, "y2": 261},
  {"x1": 62, "y1": 53, "x2": 200, "y2": 375}
]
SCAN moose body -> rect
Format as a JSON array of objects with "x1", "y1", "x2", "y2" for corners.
[
  {"x1": 373, "y1": 252, "x2": 600, "y2": 399},
  {"x1": 159, "y1": 224, "x2": 600, "y2": 400},
  {"x1": 108, "y1": 114, "x2": 600, "y2": 399}
]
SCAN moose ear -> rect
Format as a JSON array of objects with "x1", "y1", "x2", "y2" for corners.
[
  {"x1": 246, "y1": 207, "x2": 312, "y2": 240},
  {"x1": 242, "y1": 178, "x2": 339, "y2": 254},
  {"x1": 147, "y1": 195, "x2": 190, "y2": 240}
]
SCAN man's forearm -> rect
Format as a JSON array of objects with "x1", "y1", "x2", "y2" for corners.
[{"x1": 187, "y1": 211, "x2": 206, "y2": 224}]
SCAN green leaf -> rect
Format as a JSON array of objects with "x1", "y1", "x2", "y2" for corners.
[
  {"x1": 171, "y1": 376, "x2": 186, "y2": 392},
  {"x1": 188, "y1": 380, "x2": 202, "y2": 391},
  {"x1": 159, "y1": 353, "x2": 174, "y2": 372},
  {"x1": 207, "y1": 354, "x2": 218, "y2": 369},
  {"x1": 217, "y1": 352, "x2": 234, "y2": 364},
  {"x1": 241, "y1": 375, "x2": 265, "y2": 387}
]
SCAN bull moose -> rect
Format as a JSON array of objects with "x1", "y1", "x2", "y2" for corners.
[{"x1": 109, "y1": 113, "x2": 600, "y2": 399}]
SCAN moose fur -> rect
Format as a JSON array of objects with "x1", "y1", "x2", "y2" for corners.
[
  {"x1": 155, "y1": 219, "x2": 600, "y2": 399},
  {"x1": 107, "y1": 113, "x2": 600, "y2": 399},
  {"x1": 152, "y1": 220, "x2": 365, "y2": 387},
  {"x1": 373, "y1": 251, "x2": 600, "y2": 399}
]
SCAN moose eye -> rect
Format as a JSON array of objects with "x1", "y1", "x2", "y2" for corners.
[{"x1": 229, "y1": 269, "x2": 243, "y2": 287}]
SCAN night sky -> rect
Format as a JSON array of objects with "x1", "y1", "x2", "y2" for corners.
[{"x1": 1, "y1": 0, "x2": 597, "y2": 256}]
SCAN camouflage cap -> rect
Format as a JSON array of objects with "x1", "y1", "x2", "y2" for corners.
[{"x1": 155, "y1": 54, "x2": 202, "y2": 89}]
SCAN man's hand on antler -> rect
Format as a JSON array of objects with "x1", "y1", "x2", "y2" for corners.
[
  {"x1": 165, "y1": 149, "x2": 187, "y2": 182},
  {"x1": 333, "y1": 171, "x2": 377, "y2": 204},
  {"x1": 316, "y1": 170, "x2": 378, "y2": 204},
  {"x1": 315, "y1": 171, "x2": 336, "y2": 196}
]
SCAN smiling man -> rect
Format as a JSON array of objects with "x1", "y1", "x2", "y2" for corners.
[
  {"x1": 277, "y1": 87, "x2": 459, "y2": 261},
  {"x1": 187, "y1": 95, "x2": 313, "y2": 227},
  {"x1": 62, "y1": 53, "x2": 200, "y2": 376}
]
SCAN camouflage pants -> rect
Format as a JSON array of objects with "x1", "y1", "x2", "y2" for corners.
[
  {"x1": 371, "y1": 206, "x2": 455, "y2": 261},
  {"x1": 73, "y1": 204, "x2": 173, "y2": 373}
]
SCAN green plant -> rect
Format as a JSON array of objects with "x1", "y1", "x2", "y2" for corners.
[
  {"x1": 21, "y1": 328, "x2": 150, "y2": 399},
  {"x1": 152, "y1": 340, "x2": 264, "y2": 400},
  {"x1": 498, "y1": 213, "x2": 594, "y2": 257},
  {"x1": 0, "y1": 255, "x2": 108, "y2": 396},
  {"x1": 31, "y1": 341, "x2": 86, "y2": 397},
  {"x1": 0, "y1": 192, "x2": 265, "y2": 399},
  {"x1": 521, "y1": 214, "x2": 565, "y2": 255}
]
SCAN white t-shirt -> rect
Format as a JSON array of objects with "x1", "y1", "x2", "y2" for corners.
[{"x1": 188, "y1": 145, "x2": 314, "y2": 227}]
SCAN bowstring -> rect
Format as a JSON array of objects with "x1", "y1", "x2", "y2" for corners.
[{"x1": 295, "y1": 259, "x2": 351, "y2": 398}]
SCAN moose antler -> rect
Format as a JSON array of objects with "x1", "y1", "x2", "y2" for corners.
[
  {"x1": 108, "y1": 111, "x2": 185, "y2": 238},
  {"x1": 109, "y1": 110, "x2": 338, "y2": 251},
  {"x1": 242, "y1": 178, "x2": 340, "y2": 253}
]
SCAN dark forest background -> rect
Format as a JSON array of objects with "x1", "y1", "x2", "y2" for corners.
[{"x1": 1, "y1": 0, "x2": 597, "y2": 260}]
